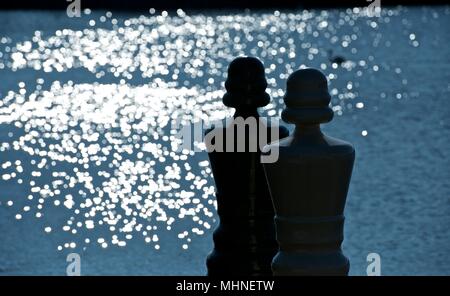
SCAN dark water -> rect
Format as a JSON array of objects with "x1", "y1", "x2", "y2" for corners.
[{"x1": 0, "y1": 6, "x2": 449, "y2": 275}]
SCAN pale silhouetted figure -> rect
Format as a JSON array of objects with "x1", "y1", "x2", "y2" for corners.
[{"x1": 263, "y1": 68, "x2": 355, "y2": 275}]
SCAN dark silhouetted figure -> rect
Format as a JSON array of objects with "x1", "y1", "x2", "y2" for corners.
[
  {"x1": 262, "y1": 68, "x2": 355, "y2": 275},
  {"x1": 327, "y1": 49, "x2": 346, "y2": 65},
  {"x1": 205, "y1": 57, "x2": 289, "y2": 276}
]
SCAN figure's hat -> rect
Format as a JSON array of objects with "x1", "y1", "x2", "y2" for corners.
[
  {"x1": 282, "y1": 68, "x2": 334, "y2": 125},
  {"x1": 222, "y1": 56, "x2": 270, "y2": 109}
]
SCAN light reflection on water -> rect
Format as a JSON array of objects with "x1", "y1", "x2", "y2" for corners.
[
  {"x1": 0, "y1": 80, "x2": 226, "y2": 251},
  {"x1": 0, "y1": 6, "x2": 448, "y2": 259}
]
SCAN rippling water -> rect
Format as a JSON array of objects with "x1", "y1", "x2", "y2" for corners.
[{"x1": 0, "y1": 6, "x2": 449, "y2": 275}]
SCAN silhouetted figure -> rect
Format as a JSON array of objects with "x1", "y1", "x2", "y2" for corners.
[
  {"x1": 205, "y1": 57, "x2": 289, "y2": 276},
  {"x1": 263, "y1": 68, "x2": 355, "y2": 275},
  {"x1": 327, "y1": 49, "x2": 346, "y2": 65}
]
